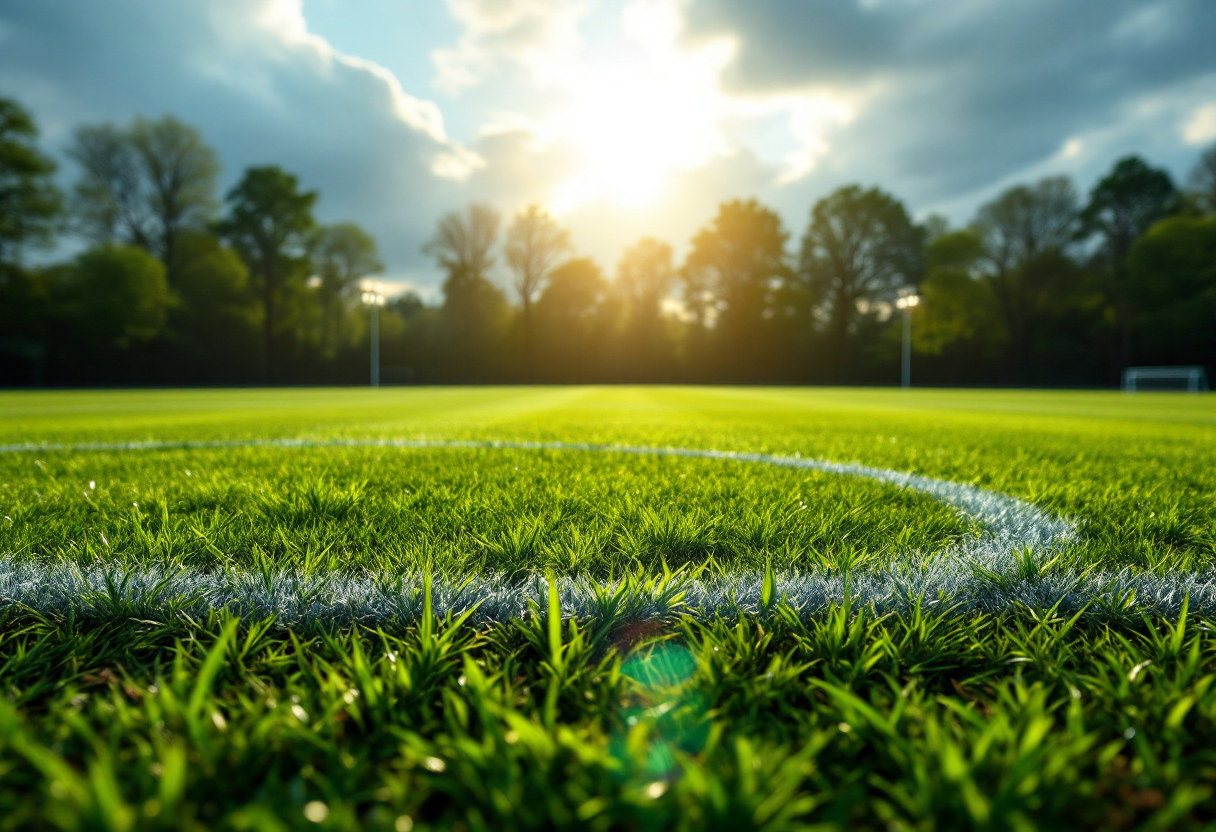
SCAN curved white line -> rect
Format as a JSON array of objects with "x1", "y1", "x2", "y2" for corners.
[{"x1": 0, "y1": 438, "x2": 1201, "y2": 622}]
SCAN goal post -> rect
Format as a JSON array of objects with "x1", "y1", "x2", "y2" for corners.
[{"x1": 1121, "y1": 366, "x2": 1210, "y2": 393}]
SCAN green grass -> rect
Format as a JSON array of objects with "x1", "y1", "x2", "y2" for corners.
[
  {"x1": 0, "y1": 446, "x2": 971, "y2": 576},
  {"x1": 0, "y1": 386, "x2": 1215, "y2": 830}
]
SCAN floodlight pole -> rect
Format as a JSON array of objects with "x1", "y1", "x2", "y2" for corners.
[
  {"x1": 896, "y1": 291, "x2": 919, "y2": 389},
  {"x1": 370, "y1": 302, "x2": 380, "y2": 387},
  {"x1": 361, "y1": 286, "x2": 385, "y2": 387},
  {"x1": 901, "y1": 306, "x2": 911, "y2": 388}
]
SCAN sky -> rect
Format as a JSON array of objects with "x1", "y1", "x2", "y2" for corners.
[{"x1": 2, "y1": 0, "x2": 1215, "y2": 297}]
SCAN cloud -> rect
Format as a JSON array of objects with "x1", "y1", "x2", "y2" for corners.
[
  {"x1": 431, "y1": 0, "x2": 837, "y2": 215},
  {"x1": 683, "y1": 0, "x2": 1216, "y2": 211},
  {"x1": 1184, "y1": 104, "x2": 1216, "y2": 145},
  {"x1": 431, "y1": 0, "x2": 591, "y2": 93},
  {"x1": 0, "y1": 0, "x2": 479, "y2": 283}
]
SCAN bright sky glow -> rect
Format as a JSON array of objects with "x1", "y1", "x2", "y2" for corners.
[
  {"x1": 535, "y1": 0, "x2": 849, "y2": 212},
  {"x1": 549, "y1": 16, "x2": 731, "y2": 208}
]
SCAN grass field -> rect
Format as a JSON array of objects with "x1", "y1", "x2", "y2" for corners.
[{"x1": 0, "y1": 386, "x2": 1214, "y2": 830}]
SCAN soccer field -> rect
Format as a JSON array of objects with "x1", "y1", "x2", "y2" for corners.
[{"x1": 1, "y1": 387, "x2": 1214, "y2": 829}]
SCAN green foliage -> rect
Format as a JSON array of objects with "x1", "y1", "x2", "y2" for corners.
[
  {"x1": 505, "y1": 205, "x2": 571, "y2": 315},
  {"x1": 63, "y1": 245, "x2": 176, "y2": 349},
  {"x1": 3, "y1": 94, "x2": 1215, "y2": 389},
  {"x1": 801, "y1": 186, "x2": 924, "y2": 374},
  {"x1": 424, "y1": 204, "x2": 511, "y2": 381},
  {"x1": 170, "y1": 231, "x2": 262, "y2": 377},
  {"x1": 1082, "y1": 156, "x2": 1179, "y2": 260},
  {"x1": 311, "y1": 223, "x2": 384, "y2": 358},
  {"x1": 533, "y1": 257, "x2": 613, "y2": 380},
  {"x1": 536, "y1": 257, "x2": 606, "y2": 322},
  {"x1": 914, "y1": 229, "x2": 1004, "y2": 357},
  {"x1": 69, "y1": 115, "x2": 220, "y2": 273},
  {"x1": 1081, "y1": 155, "x2": 1181, "y2": 366},
  {"x1": 217, "y1": 166, "x2": 319, "y2": 379},
  {"x1": 685, "y1": 199, "x2": 791, "y2": 337},
  {"x1": 1126, "y1": 215, "x2": 1216, "y2": 367},
  {"x1": 616, "y1": 237, "x2": 675, "y2": 324},
  {"x1": 0, "y1": 96, "x2": 62, "y2": 266}
]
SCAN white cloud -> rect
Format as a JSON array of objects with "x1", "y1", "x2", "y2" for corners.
[
  {"x1": 431, "y1": 0, "x2": 591, "y2": 93},
  {"x1": 0, "y1": 0, "x2": 483, "y2": 279},
  {"x1": 683, "y1": 0, "x2": 1216, "y2": 209},
  {"x1": 1183, "y1": 103, "x2": 1216, "y2": 144}
]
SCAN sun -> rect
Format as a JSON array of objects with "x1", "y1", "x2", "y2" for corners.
[
  {"x1": 547, "y1": 1, "x2": 734, "y2": 212},
  {"x1": 532, "y1": 0, "x2": 852, "y2": 214}
]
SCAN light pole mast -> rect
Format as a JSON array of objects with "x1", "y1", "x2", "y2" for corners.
[
  {"x1": 895, "y1": 290, "x2": 920, "y2": 388},
  {"x1": 361, "y1": 285, "x2": 385, "y2": 387}
]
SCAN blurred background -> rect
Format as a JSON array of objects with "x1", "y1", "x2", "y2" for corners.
[{"x1": 1, "y1": 0, "x2": 1213, "y2": 388}]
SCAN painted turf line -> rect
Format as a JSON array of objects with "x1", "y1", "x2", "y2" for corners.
[{"x1": 0, "y1": 438, "x2": 1208, "y2": 622}]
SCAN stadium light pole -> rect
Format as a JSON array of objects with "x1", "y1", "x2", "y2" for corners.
[
  {"x1": 895, "y1": 291, "x2": 920, "y2": 388},
  {"x1": 360, "y1": 285, "x2": 386, "y2": 387}
]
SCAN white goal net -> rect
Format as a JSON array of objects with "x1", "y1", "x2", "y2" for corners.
[{"x1": 1122, "y1": 366, "x2": 1210, "y2": 393}]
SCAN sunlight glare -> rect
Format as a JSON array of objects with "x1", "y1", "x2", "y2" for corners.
[{"x1": 549, "y1": 0, "x2": 733, "y2": 212}]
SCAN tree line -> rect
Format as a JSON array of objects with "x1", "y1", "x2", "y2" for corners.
[{"x1": 1, "y1": 95, "x2": 1213, "y2": 387}]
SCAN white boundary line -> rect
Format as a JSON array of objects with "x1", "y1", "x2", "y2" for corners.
[{"x1": 0, "y1": 438, "x2": 1210, "y2": 623}]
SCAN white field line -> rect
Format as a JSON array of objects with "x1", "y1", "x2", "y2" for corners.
[{"x1": 0, "y1": 438, "x2": 1209, "y2": 623}]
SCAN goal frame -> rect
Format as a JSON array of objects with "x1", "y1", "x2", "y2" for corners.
[{"x1": 1121, "y1": 366, "x2": 1210, "y2": 393}]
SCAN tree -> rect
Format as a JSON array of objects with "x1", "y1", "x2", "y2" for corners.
[
  {"x1": 69, "y1": 116, "x2": 220, "y2": 281},
  {"x1": 1080, "y1": 156, "x2": 1178, "y2": 367},
  {"x1": 1126, "y1": 215, "x2": 1216, "y2": 368},
  {"x1": 216, "y1": 166, "x2": 318, "y2": 380},
  {"x1": 800, "y1": 186, "x2": 921, "y2": 378},
  {"x1": 683, "y1": 199, "x2": 789, "y2": 372},
  {"x1": 425, "y1": 203, "x2": 500, "y2": 286},
  {"x1": 425, "y1": 204, "x2": 508, "y2": 380},
  {"x1": 0, "y1": 97, "x2": 62, "y2": 268},
  {"x1": 536, "y1": 257, "x2": 606, "y2": 322},
  {"x1": 505, "y1": 204, "x2": 570, "y2": 368},
  {"x1": 534, "y1": 257, "x2": 609, "y2": 379},
  {"x1": 130, "y1": 116, "x2": 221, "y2": 278},
  {"x1": 64, "y1": 244, "x2": 175, "y2": 351},
  {"x1": 614, "y1": 237, "x2": 676, "y2": 378},
  {"x1": 1186, "y1": 143, "x2": 1216, "y2": 216},
  {"x1": 973, "y1": 175, "x2": 1079, "y2": 381},
  {"x1": 171, "y1": 231, "x2": 261, "y2": 381},
  {"x1": 311, "y1": 223, "x2": 383, "y2": 357},
  {"x1": 616, "y1": 237, "x2": 675, "y2": 325},
  {"x1": 70, "y1": 124, "x2": 144, "y2": 247},
  {"x1": 913, "y1": 229, "x2": 1005, "y2": 369}
]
